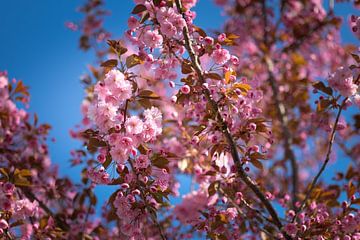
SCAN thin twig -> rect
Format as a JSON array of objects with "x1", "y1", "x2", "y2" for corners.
[
  {"x1": 218, "y1": 187, "x2": 277, "y2": 239},
  {"x1": 293, "y1": 98, "x2": 347, "y2": 220},
  {"x1": 21, "y1": 189, "x2": 70, "y2": 231},
  {"x1": 282, "y1": 15, "x2": 331, "y2": 53}
]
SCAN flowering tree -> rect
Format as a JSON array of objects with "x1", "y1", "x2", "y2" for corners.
[{"x1": 1, "y1": 0, "x2": 360, "y2": 239}]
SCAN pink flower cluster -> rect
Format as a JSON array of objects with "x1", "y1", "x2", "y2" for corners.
[
  {"x1": 212, "y1": 45, "x2": 231, "y2": 65},
  {"x1": 286, "y1": 201, "x2": 360, "y2": 239},
  {"x1": 106, "y1": 106, "x2": 162, "y2": 165},
  {"x1": 173, "y1": 190, "x2": 208, "y2": 224},
  {"x1": 157, "y1": 7, "x2": 186, "y2": 37},
  {"x1": 87, "y1": 167, "x2": 111, "y2": 184},
  {"x1": 89, "y1": 69, "x2": 132, "y2": 131},
  {"x1": 0, "y1": 182, "x2": 38, "y2": 230},
  {"x1": 328, "y1": 66, "x2": 358, "y2": 97}
]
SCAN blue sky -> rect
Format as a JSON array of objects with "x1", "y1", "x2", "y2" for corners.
[{"x1": 0, "y1": 0, "x2": 358, "y2": 215}]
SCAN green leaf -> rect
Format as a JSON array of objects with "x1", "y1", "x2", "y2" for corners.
[
  {"x1": 232, "y1": 83, "x2": 251, "y2": 92},
  {"x1": 347, "y1": 181, "x2": 356, "y2": 199},
  {"x1": 250, "y1": 159, "x2": 263, "y2": 170},
  {"x1": 140, "y1": 12, "x2": 150, "y2": 24},
  {"x1": 181, "y1": 60, "x2": 194, "y2": 74},
  {"x1": 193, "y1": 26, "x2": 207, "y2": 37},
  {"x1": 208, "y1": 181, "x2": 219, "y2": 196},
  {"x1": 18, "y1": 169, "x2": 32, "y2": 177},
  {"x1": 317, "y1": 98, "x2": 331, "y2": 112},
  {"x1": 103, "y1": 154, "x2": 112, "y2": 169},
  {"x1": 138, "y1": 144, "x2": 149, "y2": 155},
  {"x1": 153, "y1": 0, "x2": 161, "y2": 6},
  {"x1": 138, "y1": 98, "x2": 152, "y2": 108},
  {"x1": 351, "y1": 53, "x2": 360, "y2": 63},
  {"x1": 313, "y1": 81, "x2": 333, "y2": 96},
  {"x1": 14, "y1": 176, "x2": 31, "y2": 187},
  {"x1": 107, "y1": 40, "x2": 128, "y2": 56},
  {"x1": 138, "y1": 90, "x2": 160, "y2": 99},
  {"x1": 205, "y1": 72, "x2": 222, "y2": 80},
  {"x1": 131, "y1": 4, "x2": 147, "y2": 14},
  {"x1": 151, "y1": 154, "x2": 169, "y2": 168},
  {"x1": 126, "y1": 54, "x2": 143, "y2": 69},
  {"x1": 88, "y1": 138, "x2": 107, "y2": 148},
  {"x1": 100, "y1": 59, "x2": 118, "y2": 68}
]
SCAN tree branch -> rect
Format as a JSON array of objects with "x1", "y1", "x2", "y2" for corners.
[
  {"x1": 21, "y1": 189, "x2": 70, "y2": 231},
  {"x1": 293, "y1": 98, "x2": 347, "y2": 219},
  {"x1": 261, "y1": 0, "x2": 299, "y2": 210},
  {"x1": 282, "y1": 15, "x2": 331, "y2": 53},
  {"x1": 174, "y1": 0, "x2": 288, "y2": 237}
]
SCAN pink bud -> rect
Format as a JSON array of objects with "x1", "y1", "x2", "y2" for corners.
[
  {"x1": 141, "y1": 176, "x2": 149, "y2": 183},
  {"x1": 204, "y1": 36, "x2": 214, "y2": 45},
  {"x1": 97, "y1": 154, "x2": 106, "y2": 164},
  {"x1": 127, "y1": 194, "x2": 136, "y2": 203},
  {"x1": 230, "y1": 55, "x2": 239, "y2": 65},
  {"x1": 180, "y1": 85, "x2": 191, "y2": 94},
  {"x1": 248, "y1": 123, "x2": 257, "y2": 131},
  {"x1": 171, "y1": 95, "x2": 177, "y2": 103},
  {"x1": 235, "y1": 192, "x2": 243, "y2": 200},
  {"x1": 191, "y1": 136, "x2": 200, "y2": 145},
  {"x1": 150, "y1": 186, "x2": 157, "y2": 192},
  {"x1": 217, "y1": 33, "x2": 226, "y2": 42},
  {"x1": 132, "y1": 189, "x2": 141, "y2": 195},
  {"x1": 0, "y1": 219, "x2": 8, "y2": 229}
]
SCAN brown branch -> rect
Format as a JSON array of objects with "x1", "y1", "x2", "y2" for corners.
[
  {"x1": 218, "y1": 187, "x2": 277, "y2": 239},
  {"x1": 174, "y1": 0, "x2": 289, "y2": 237},
  {"x1": 261, "y1": 0, "x2": 299, "y2": 210},
  {"x1": 21, "y1": 189, "x2": 70, "y2": 231},
  {"x1": 4, "y1": 229, "x2": 13, "y2": 240},
  {"x1": 293, "y1": 98, "x2": 347, "y2": 219},
  {"x1": 282, "y1": 15, "x2": 332, "y2": 53}
]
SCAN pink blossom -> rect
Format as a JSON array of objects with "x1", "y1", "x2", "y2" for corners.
[
  {"x1": 328, "y1": 67, "x2": 358, "y2": 97},
  {"x1": 284, "y1": 223, "x2": 297, "y2": 236},
  {"x1": 156, "y1": 7, "x2": 175, "y2": 23},
  {"x1": 181, "y1": 85, "x2": 191, "y2": 94},
  {"x1": 182, "y1": 0, "x2": 197, "y2": 9},
  {"x1": 160, "y1": 21, "x2": 177, "y2": 37},
  {"x1": 212, "y1": 48, "x2": 231, "y2": 65},
  {"x1": 143, "y1": 30, "x2": 163, "y2": 48},
  {"x1": 127, "y1": 16, "x2": 139, "y2": 30},
  {"x1": 125, "y1": 116, "x2": 144, "y2": 135},
  {"x1": 154, "y1": 169, "x2": 170, "y2": 192},
  {"x1": 134, "y1": 155, "x2": 150, "y2": 169},
  {"x1": 0, "y1": 75, "x2": 8, "y2": 88},
  {"x1": 174, "y1": 190, "x2": 208, "y2": 224}
]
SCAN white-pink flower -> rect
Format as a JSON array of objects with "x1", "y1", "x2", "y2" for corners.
[
  {"x1": 212, "y1": 48, "x2": 231, "y2": 65},
  {"x1": 125, "y1": 116, "x2": 144, "y2": 135},
  {"x1": 143, "y1": 30, "x2": 163, "y2": 49}
]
